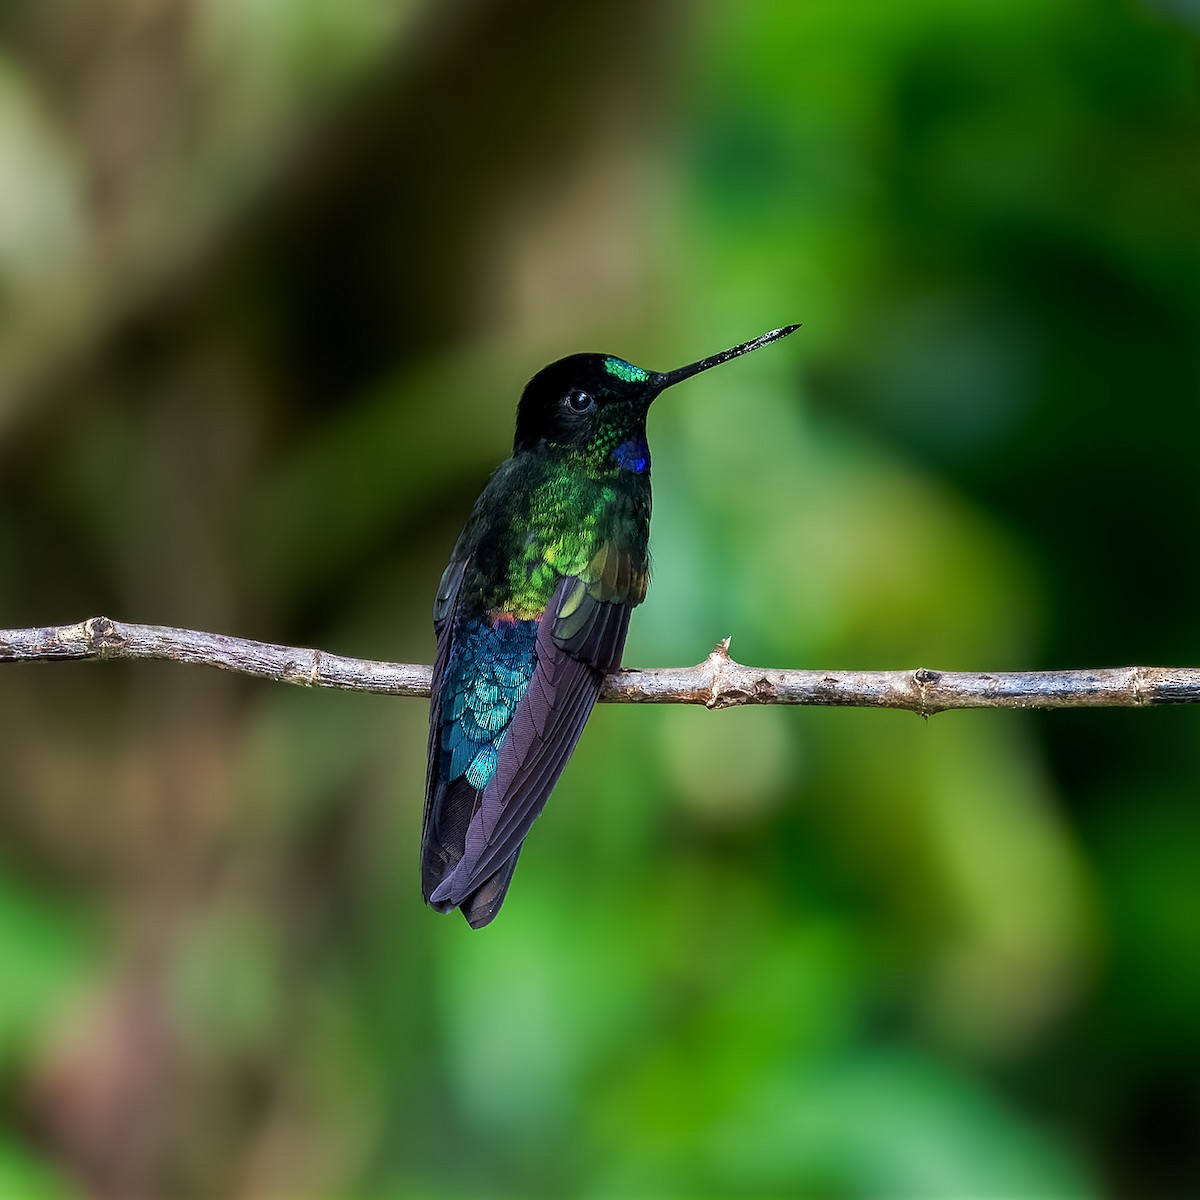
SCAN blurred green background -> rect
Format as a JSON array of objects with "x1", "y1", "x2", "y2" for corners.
[{"x1": 1, "y1": 0, "x2": 1199, "y2": 1196}]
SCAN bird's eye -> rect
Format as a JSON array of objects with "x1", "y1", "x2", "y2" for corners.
[{"x1": 565, "y1": 389, "x2": 595, "y2": 414}]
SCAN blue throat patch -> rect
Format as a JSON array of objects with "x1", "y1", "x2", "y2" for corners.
[{"x1": 613, "y1": 436, "x2": 650, "y2": 474}]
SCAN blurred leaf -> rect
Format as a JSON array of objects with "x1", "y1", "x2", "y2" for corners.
[
  {"x1": 702, "y1": 1050, "x2": 1097, "y2": 1198},
  {"x1": 0, "y1": 875, "x2": 90, "y2": 1059},
  {"x1": 0, "y1": 1140, "x2": 73, "y2": 1200}
]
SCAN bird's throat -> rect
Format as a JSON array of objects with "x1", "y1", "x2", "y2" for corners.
[{"x1": 612, "y1": 435, "x2": 650, "y2": 475}]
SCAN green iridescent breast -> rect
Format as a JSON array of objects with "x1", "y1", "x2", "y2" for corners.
[
  {"x1": 502, "y1": 475, "x2": 625, "y2": 619},
  {"x1": 457, "y1": 453, "x2": 651, "y2": 625}
]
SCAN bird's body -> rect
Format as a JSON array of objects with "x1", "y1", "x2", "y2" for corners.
[{"x1": 423, "y1": 328, "x2": 798, "y2": 927}]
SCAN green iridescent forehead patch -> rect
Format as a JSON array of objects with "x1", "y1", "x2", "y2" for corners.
[{"x1": 603, "y1": 357, "x2": 650, "y2": 385}]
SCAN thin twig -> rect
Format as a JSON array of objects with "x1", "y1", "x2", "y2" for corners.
[{"x1": 3, "y1": 617, "x2": 1198, "y2": 715}]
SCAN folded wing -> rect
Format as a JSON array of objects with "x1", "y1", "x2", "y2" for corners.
[{"x1": 421, "y1": 542, "x2": 648, "y2": 927}]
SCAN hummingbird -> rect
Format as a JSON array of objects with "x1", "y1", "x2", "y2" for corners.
[{"x1": 422, "y1": 324, "x2": 800, "y2": 927}]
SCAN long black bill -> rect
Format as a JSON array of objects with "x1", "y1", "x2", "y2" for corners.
[{"x1": 653, "y1": 324, "x2": 801, "y2": 391}]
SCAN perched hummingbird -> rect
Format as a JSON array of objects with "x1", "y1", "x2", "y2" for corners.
[{"x1": 423, "y1": 324, "x2": 799, "y2": 927}]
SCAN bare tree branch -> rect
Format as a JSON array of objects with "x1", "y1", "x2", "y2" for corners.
[{"x1": 3, "y1": 616, "x2": 1198, "y2": 715}]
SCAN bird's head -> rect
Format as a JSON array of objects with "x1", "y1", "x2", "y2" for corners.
[{"x1": 512, "y1": 325, "x2": 800, "y2": 470}]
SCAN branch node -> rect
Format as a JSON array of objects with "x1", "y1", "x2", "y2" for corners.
[
  {"x1": 704, "y1": 638, "x2": 736, "y2": 709},
  {"x1": 912, "y1": 666, "x2": 943, "y2": 718},
  {"x1": 86, "y1": 615, "x2": 124, "y2": 656}
]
